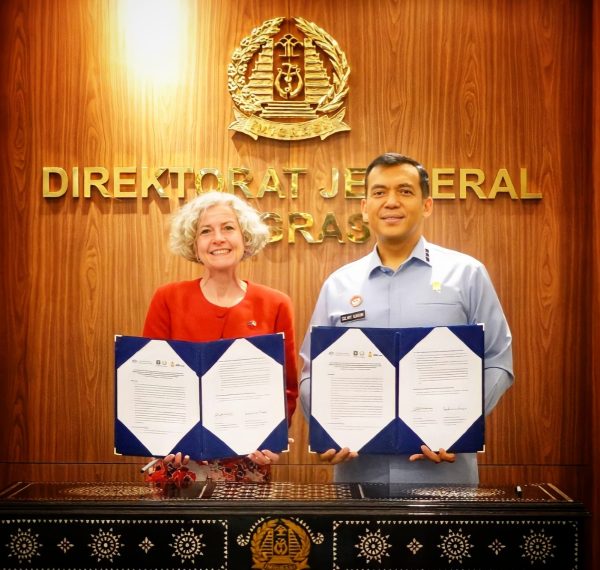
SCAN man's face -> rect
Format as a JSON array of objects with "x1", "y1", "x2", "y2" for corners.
[{"x1": 361, "y1": 163, "x2": 433, "y2": 246}]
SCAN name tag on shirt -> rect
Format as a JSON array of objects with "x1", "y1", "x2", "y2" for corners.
[{"x1": 340, "y1": 310, "x2": 366, "y2": 323}]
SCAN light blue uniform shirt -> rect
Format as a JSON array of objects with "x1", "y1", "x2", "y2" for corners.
[{"x1": 299, "y1": 237, "x2": 513, "y2": 484}]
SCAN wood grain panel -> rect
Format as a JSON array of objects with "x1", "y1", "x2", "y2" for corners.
[
  {"x1": 591, "y1": 2, "x2": 600, "y2": 568},
  {"x1": 0, "y1": 0, "x2": 29, "y2": 463},
  {"x1": 0, "y1": 462, "x2": 144, "y2": 489},
  {"x1": 0, "y1": 6, "x2": 595, "y2": 558}
]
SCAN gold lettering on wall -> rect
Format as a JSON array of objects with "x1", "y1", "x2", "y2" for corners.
[
  {"x1": 431, "y1": 167, "x2": 540, "y2": 199},
  {"x1": 347, "y1": 213, "x2": 370, "y2": 243},
  {"x1": 317, "y1": 212, "x2": 344, "y2": 243},
  {"x1": 459, "y1": 169, "x2": 486, "y2": 199},
  {"x1": 258, "y1": 168, "x2": 285, "y2": 198},
  {"x1": 228, "y1": 167, "x2": 253, "y2": 198},
  {"x1": 195, "y1": 168, "x2": 225, "y2": 194},
  {"x1": 283, "y1": 211, "x2": 365, "y2": 244},
  {"x1": 288, "y1": 212, "x2": 319, "y2": 243},
  {"x1": 113, "y1": 167, "x2": 137, "y2": 198},
  {"x1": 43, "y1": 167, "x2": 68, "y2": 197},
  {"x1": 41, "y1": 165, "x2": 540, "y2": 245},
  {"x1": 43, "y1": 166, "x2": 540, "y2": 200},
  {"x1": 319, "y1": 168, "x2": 339, "y2": 198},
  {"x1": 83, "y1": 167, "x2": 110, "y2": 198},
  {"x1": 283, "y1": 168, "x2": 307, "y2": 199},
  {"x1": 261, "y1": 212, "x2": 284, "y2": 242},
  {"x1": 344, "y1": 168, "x2": 366, "y2": 199}
]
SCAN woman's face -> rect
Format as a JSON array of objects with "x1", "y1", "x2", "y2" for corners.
[{"x1": 195, "y1": 204, "x2": 245, "y2": 272}]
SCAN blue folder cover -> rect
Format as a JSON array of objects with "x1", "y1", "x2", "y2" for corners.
[
  {"x1": 115, "y1": 334, "x2": 288, "y2": 460},
  {"x1": 309, "y1": 325, "x2": 484, "y2": 455}
]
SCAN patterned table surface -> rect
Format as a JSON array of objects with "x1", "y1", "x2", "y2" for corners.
[
  {"x1": 0, "y1": 480, "x2": 579, "y2": 504},
  {"x1": 0, "y1": 482, "x2": 589, "y2": 570}
]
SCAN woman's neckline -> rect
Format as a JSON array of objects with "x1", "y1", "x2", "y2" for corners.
[{"x1": 198, "y1": 277, "x2": 248, "y2": 309}]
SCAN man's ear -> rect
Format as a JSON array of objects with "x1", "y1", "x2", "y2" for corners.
[
  {"x1": 361, "y1": 197, "x2": 368, "y2": 222},
  {"x1": 423, "y1": 196, "x2": 433, "y2": 218}
]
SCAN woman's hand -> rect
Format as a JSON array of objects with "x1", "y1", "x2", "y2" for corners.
[
  {"x1": 143, "y1": 451, "x2": 197, "y2": 485},
  {"x1": 164, "y1": 452, "x2": 190, "y2": 468}
]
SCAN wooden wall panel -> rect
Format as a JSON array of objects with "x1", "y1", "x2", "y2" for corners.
[
  {"x1": 592, "y1": 0, "x2": 600, "y2": 567},
  {"x1": 0, "y1": 5, "x2": 595, "y2": 555}
]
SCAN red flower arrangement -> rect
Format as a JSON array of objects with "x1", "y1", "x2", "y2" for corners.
[{"x1": 144, "y1": 459, "x2": 197, "y2": 487}]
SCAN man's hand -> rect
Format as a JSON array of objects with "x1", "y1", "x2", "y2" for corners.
[
  {"x1": 409, "y1": 445, "x2": 456, "y2": 463},
  {"x1": 318, "y1": 447, "x2": 358, "y2": 465}
]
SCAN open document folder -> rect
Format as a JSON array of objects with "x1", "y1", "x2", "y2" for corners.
[
  {"x1": 309, "y1": 325, "x2": 484, "y2": 455},
  {"x1": 114, "y1": 334, "x2": 289, "y2": 461}
]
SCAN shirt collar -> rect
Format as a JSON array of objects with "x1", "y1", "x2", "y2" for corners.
[{"x1": 366, "y1": 236, "x2": 431, "y2": 276}]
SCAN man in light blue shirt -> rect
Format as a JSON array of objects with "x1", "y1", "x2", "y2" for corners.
[{"x1": 299, "y1": 153, "x2": 513, "y2": 484}]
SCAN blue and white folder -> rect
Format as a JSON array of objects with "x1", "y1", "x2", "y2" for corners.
[
  {"x1": 309, "y1": 325, "x2": 484, "y2": 455},
  {"x1": 115, "y1": 334, "x2": 288, "y2": 461}
]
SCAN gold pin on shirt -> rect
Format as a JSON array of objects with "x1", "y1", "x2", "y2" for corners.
[{"x1": 350, "y1": 295, "x2": 363, "y2": 307}]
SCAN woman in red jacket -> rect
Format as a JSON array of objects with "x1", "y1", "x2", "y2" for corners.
[{"x1": 143, "y1": 191, "x2": 298, "y2": 482}]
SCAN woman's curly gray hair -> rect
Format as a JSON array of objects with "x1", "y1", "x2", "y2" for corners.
[{"x1": 169, "y1": 191, "x2": 270, "y2": 263}]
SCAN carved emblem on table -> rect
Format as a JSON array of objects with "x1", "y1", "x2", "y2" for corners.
[
  {"x1": 237, "y1": 517, "x2": 324, "y2": 569},
  {"x1": 228, "y1": 17, "x2": 350, "y2": 141}
]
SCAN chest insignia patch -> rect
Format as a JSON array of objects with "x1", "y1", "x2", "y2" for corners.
[{"x1": 350, "y1": 295, "x2": 363, "y2": 307}]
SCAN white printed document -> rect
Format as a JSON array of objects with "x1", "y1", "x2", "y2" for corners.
[
  {"x1": 309, "y1": 325, "x2": 484, "y2": 454},
  {"x1": 115, "y1": 334, "x2": 288, "y2": 460}
]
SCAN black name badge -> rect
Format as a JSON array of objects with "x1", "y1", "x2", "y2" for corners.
[{"x1": 340, "y1": 310, "x2": 366, "y2": 323}]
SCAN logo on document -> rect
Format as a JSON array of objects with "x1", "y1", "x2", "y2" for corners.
[{"x1": 228, "y1": 17, "x2": 350, "y2": 141}]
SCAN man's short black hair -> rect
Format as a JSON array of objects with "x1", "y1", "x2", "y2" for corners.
[{"x1": 364, "y1": 153, "x2": 430, "y2": 198}]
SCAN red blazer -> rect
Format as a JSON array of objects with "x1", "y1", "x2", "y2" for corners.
[{"x1": 143, "y1": 279, "x2": 298, "y2": 420}]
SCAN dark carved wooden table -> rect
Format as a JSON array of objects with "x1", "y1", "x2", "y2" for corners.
[{"x1": 0, "y1": 481, "x2": 588, "y2": 569}]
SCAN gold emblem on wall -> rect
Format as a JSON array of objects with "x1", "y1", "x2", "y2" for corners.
[{"x1": 228, "y1": 17, "x2": 350, "y2": 141}]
